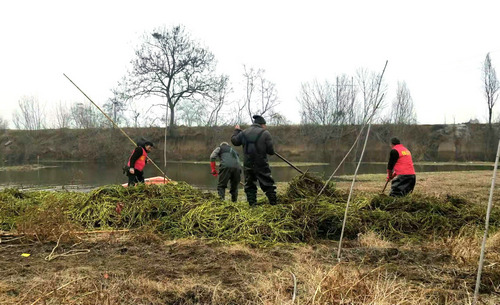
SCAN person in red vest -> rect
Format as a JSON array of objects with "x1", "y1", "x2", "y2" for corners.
[
  {"x1": 386, "y1": 137, "x2": 416, "y2": 197},
  {"x1": 126, "y1": 140, "x2": 154, "y2": 186}
]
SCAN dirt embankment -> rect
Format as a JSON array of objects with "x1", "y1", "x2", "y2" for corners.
[{"x1": 0, "y1": 123, "x2": 497, "y2": 164}]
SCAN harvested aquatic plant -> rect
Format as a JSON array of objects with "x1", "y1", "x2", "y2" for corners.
[
  {"x1": 362, "y1": 193, "x2": 500, "y2": 240},
  {"x1": 0, "y1": 175, "x2": 498, "y2": 244},
  {"x1": 284, "y1": 173, "x2": 339, "y2": 199}
]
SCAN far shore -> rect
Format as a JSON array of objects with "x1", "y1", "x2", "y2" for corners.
[{"x1": 0, "y1": 164, "x2": 58, "y2": 172}]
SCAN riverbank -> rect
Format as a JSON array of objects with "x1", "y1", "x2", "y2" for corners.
[
  {"x1": 1, "y1": 171, "x2": 499, "y2": 304},
  {"x1": 0, "y1": 123, "x2": 497, "y2": 165},
  {"x1": 0, "y1": 164, "x2": 57, "y2": 172}
]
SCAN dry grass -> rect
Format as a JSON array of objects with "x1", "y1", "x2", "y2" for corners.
[
  {"x1": 1, "y1": 234, "x2": 500, "y2": 304},
  {"x1": 358, "y1": 231, "x2": 395, "y2": 249},
  {"x1": 486, "y1": 230, "x2": 500, "y2": 252},
  {"x1": 330, "y1": 170, "x2": 499, "y2": 206}
]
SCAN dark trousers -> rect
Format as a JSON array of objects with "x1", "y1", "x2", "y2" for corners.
[
  {"x1": 127, "y1": 170, "x2": 145, "y2": 186},
  {"x1": 244, "y1": 165, "x2": 277, "y2": 205},
  {"x1": 390, "y1": 174, "x2": 416, "y2": 197},
  {"x1": 217, "y1": 167, "x2": 241, "y2": 202}
]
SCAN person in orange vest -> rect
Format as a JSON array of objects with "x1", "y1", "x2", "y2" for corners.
[
  {"x1": 386, "y1": 137, "x2": 416, "y2": 197},
  {"x1": 126, "y1": 140, "x2": 154, "y2": 186}
]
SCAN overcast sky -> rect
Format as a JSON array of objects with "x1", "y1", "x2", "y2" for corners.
[{"x1": 2, "y1": 0, "x2": 500, "y2": 127}]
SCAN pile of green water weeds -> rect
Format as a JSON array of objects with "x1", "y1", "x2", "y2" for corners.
[{"x1": 0, "y1": 174, "x2": 498, "y2": 244}]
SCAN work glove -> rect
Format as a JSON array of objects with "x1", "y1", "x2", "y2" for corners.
[
  {"x1": 210, "y1": 161, "x2": 218, "y2": 177},
  {"x1": 386, "y1": 169, "x2": 396, "y2": 181}
]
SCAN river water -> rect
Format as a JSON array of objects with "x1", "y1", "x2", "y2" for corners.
[{"x1": 0, "y1": 161, "x2": 493, "y2": 191}]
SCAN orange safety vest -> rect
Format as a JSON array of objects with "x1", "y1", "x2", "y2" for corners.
[
  {"x1": 393, "y1": 144, "x2": 415, "y2": 175},
  {"x1": 127, "y1": 147, "x2": 147, "y2": 171}
]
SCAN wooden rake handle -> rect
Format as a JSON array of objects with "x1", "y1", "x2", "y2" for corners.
[{"x1": 381, "y1": 179, "x2": 390, "y2": 194}]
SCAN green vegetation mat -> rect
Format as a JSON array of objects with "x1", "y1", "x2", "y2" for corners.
[{"x1": 1, "y1": 174, "x2": 498, "y2": 245}]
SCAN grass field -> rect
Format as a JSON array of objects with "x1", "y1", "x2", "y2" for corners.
[{"x1": 1, "y1": 170, "x2": 499, "y2": 304}]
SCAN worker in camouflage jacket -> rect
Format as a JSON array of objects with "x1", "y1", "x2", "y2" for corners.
[
  {"x1": 231, "y1": 115, "x2": 277, "y2": 206},
  {"x1": 210, "y1": 142, "x2": 242, "y2": 202}
]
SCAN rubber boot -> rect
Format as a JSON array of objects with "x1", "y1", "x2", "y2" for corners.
[
  {"x1": 266, "y1": 192, "x2": 277, "y2": 205},
  {"x1": 246, "y1": 191, "x2": 257, "y2": 206},
  {"x1": 230, "y1": 191, "x2": 238, "y2": 203},
  {"x1": 217, "y1": 188, "x2": 225, "y2": 200}
]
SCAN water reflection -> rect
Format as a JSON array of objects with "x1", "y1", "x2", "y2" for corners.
[{"x1": 0, "y1": 161, "x2": 492, "y2": 190}]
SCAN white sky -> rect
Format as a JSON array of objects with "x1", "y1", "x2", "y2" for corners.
[{"x1": 1, "y1": 0, "x2": 500, "y2": 127}]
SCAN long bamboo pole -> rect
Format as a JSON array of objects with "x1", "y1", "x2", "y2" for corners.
[
  {"x1": 336, "y1": 60, "x2": 388, "y2": 261},
  {"x1": 473, "y1": 138, "x2": 500, "y2": 304},
  {"x1": 315, "y1": 125, "x2": 366, "y2": 200},
  {"x1": 315, "y1": 79, "x2": 384, "y2": 200},
  {"x1": 337, "y1": 123, "x2": 372, "y2": 261},
  {"x1": 63, "y1": 73, "x2": 171, "y2": 181}
]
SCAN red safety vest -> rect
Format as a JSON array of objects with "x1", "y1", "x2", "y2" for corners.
[
  {"x1": 393, "y1": 144, "x2": 415, "y2": 175},
  {"x1": 127, "y1": 147, "x2": 147, "y2": 171}
]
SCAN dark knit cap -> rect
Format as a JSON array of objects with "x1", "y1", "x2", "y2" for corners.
[
  {"x1": 138, "y1": 139, "x2": 154, "y2": 147},
  {"x1": 390, "y1": 137, "x2": 401, "y2": 145},
  {"x1": 252, "y1": 115, "x2": 266, "y2": 125}
]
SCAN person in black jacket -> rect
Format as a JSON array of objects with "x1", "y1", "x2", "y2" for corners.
[
  {"x1": 210, "y1": 142, "x2": 242, "y2": 202},
  {"x1": 126, "y1": 140, "x2": 154, "y2": 186},
  {"x1": 231, "y1": 115, "x2": 277, "y2": 206}
]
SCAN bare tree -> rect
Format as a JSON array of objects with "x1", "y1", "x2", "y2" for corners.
[
  {"x1": 71, "y1": 103, "x2": 103, "y2": 129},
  {"x1": 242, "y1": 66, "x2": 279, "y2": 122},
  {"x1": 267, "y1": 113, "x2": 290, "y2": 126},
  {"x1": 298, "y1": 75, "x2": 355, "y2": 126},
  {"x1": 54, "y1": 101, "x2": 73, "y2": 129},
  {"x1": 0, "y1": 116, "x2": 8, "y2": 130},
  {"x1": 340, "y1": 76, "x2": 358, "y2": 125},
  {"x1": 227, "y1": 100, "x2": 249, "y2": 126},
  {"x1": 298, "y1": 68, "x2": 385, "y2": 127},
  {"x1": 12, "y1": 96, "x2": 46, "y2": 130},
  {"x1": 205, "y1": 75, "x2": 232, "y2": 127},
  {"x1": 120, "y1": 25, "x2": 219, "y2": 135},
  {"x1": 335, "y1": 75, "x2": 358, "y2": 125},
  {"x1": 178, "y1": 75, "x2": 234, "y2": 126},
  {"x1": 298, "y1": 79, "x2": 336, "y2": 125},
  {"x1": 482, "y1": 52, "x2": 500, "y2": 126},
  {"x1": 390, "y1": 81, "x2": 417, "y2": 124},
  {"x1": 298, "y1": 75, "x2": 358, "y2": 160},
  {"x1": 355, "y1": 68, "x2": 387, "y2": 123},
  {"x1": 103, "y1": 87, "x2": 128, "y2": 127},
  {"x1": 177, "y1": 98, "x2": 205, "y2": 126},
  {"x1": 127, "y1": 99, "x2": 142, "y2": 128}
]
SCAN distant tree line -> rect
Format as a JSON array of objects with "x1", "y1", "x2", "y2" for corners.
[{"x1": 5, "y1": 26, "x2": 500, "y2": 134}]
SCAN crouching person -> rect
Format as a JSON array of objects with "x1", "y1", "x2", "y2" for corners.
[
  {"x1": 386, "y1": 137, "x2": 416, "y2": 197},
  {"x1": 210, "y1": 142, "x2": 242, "y2": 202}
]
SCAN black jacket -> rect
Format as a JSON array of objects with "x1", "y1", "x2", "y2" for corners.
[{"x1": 231, "y1": 124, "x2": 274, "y2": 167}]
